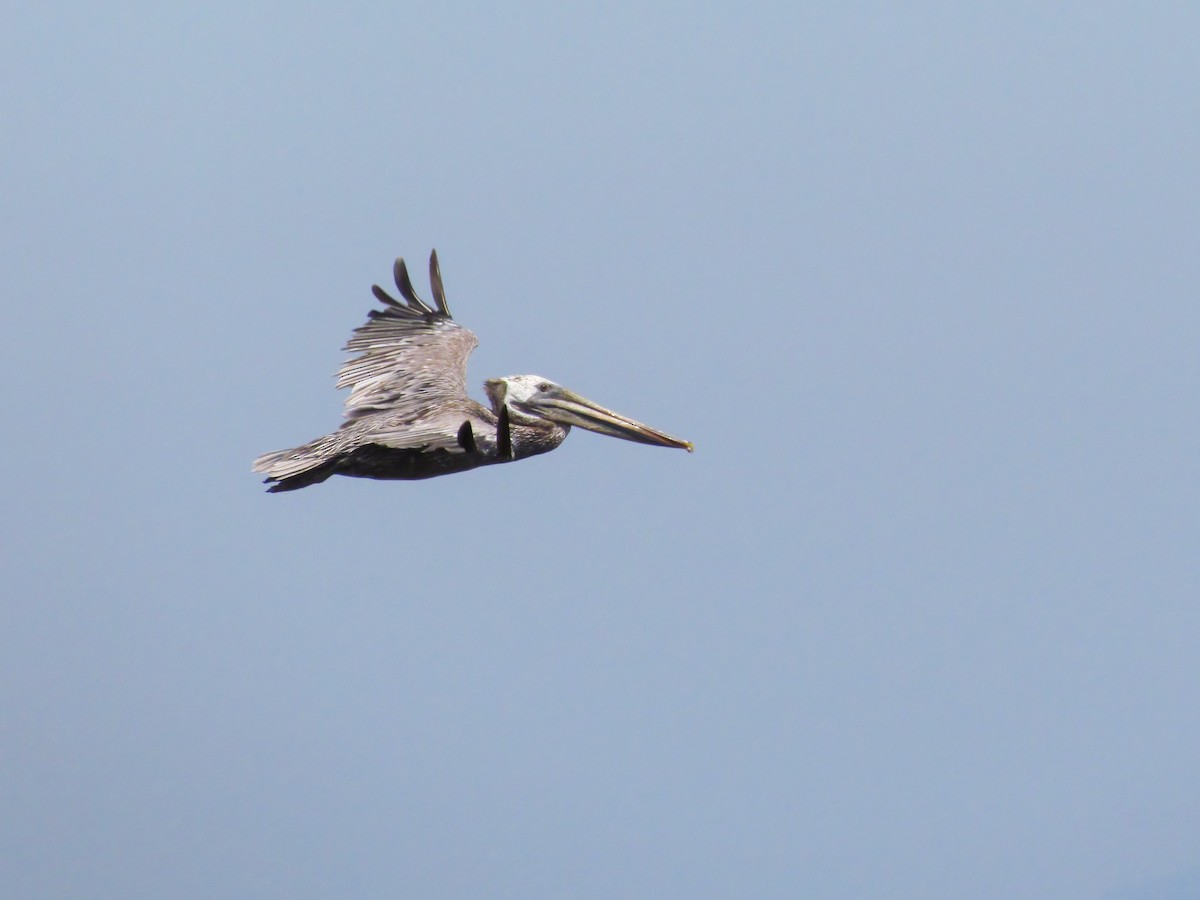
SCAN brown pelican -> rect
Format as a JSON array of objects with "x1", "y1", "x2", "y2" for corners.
[{"x1": 254, "y1": 251, "x2": 693, "y2": 492}]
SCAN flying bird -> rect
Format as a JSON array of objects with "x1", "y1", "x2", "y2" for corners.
[{"x1": 253, "y1": 250, "x2": 692, "y2": 492}]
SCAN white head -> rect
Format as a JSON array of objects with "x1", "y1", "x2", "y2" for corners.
[
  {"x1": 484, "y1": 375, "x2": 564, "y2": 427},
  {"x1": 484, "y1": 374, "x2": 559, "y2": 412}
]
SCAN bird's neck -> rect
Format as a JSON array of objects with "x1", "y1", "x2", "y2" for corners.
[{"x1": 508, "y1": 421, "x2": 569, "y2": 460}]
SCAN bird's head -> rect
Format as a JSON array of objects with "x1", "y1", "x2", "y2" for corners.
[{"x1": 485, "y1": 374, "x2": 692, "y2": 451}]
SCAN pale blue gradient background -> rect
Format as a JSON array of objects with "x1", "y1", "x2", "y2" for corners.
[{"x1": 3, "y1": 4, "x2": 1198, "y2": 898}]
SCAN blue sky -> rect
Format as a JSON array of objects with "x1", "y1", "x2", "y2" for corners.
[{"x1": 3, "y1": 4, "x2": 1198, "y2": 898}]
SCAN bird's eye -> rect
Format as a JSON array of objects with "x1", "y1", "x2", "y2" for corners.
[{"x1": 537, "y1": 382, "x2": 552, "y2": 392}]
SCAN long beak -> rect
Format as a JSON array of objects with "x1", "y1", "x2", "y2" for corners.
[{"x1": 529, "y1": 388, "x2": 693, "y2": 452}]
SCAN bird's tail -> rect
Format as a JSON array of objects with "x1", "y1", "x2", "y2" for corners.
[{"x1": 253, "y1": 436, "x2": 341, "y2": 493}]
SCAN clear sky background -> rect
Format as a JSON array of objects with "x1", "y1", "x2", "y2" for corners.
[{"x1": 3, "y1": 4, "x2": 1198, "y2": 898}]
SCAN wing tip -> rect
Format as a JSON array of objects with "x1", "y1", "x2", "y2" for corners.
[
  {"x1": 393, "y1": 257, "x2": 435, "y2": 314},
  {"x1": 369, "y1": 252, "x2": 455, "y2": 319},
  {"x1": 371, "y1": 284, "x2": 401, "y2": 307},
  {"x1": 429, "y1": 248, "x2": 451, "y2": 317}
]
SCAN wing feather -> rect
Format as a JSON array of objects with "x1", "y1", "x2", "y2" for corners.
[
  {"x1": 429, "y1": 249, "x2": 451, "y2": 316},
  {"x1": 336, "y1": 251, "x2": 479, "y2": 422}
]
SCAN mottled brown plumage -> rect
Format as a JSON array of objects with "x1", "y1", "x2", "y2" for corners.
[{"x1": 253, "y1": 251, "x2": 691, "y2": 492}]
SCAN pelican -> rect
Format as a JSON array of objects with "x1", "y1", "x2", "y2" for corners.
[{"x1": 253, "y1": 251, "x2": 692, "y2": 492}]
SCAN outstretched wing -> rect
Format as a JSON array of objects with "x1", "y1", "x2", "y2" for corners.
[{"x1": 336, "y1": 250, "x2": 479, "y2": 423}]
